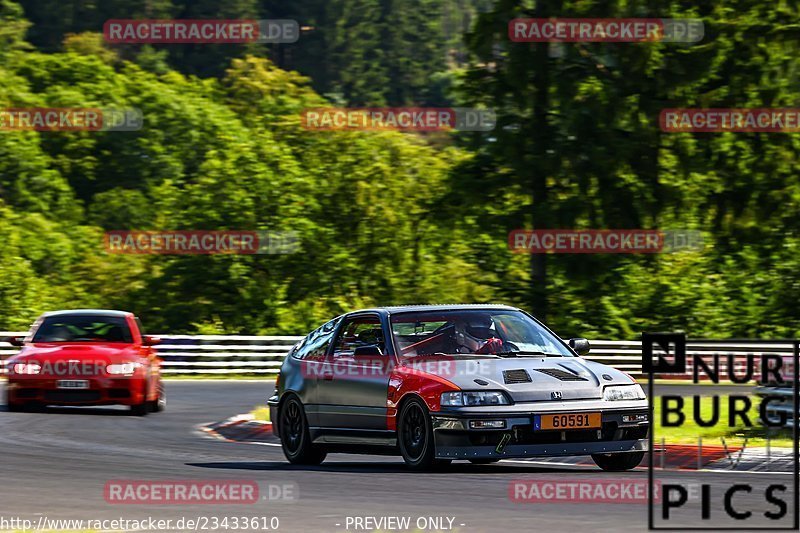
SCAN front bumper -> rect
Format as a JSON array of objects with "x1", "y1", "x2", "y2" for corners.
[
  {"x1": 431, "y1": 407, "x2": 649, "y2": 460},
  {"x1": 7, "y1": 377, "x2": 146, "y2": 406}
]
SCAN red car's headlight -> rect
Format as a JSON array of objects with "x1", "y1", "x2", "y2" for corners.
[
  {"x1": 106, "y1": 362, "x2": 142, "y2": 375},
  {"x1": 12, "y1": 363, "x2": 42, "y2": 375}
]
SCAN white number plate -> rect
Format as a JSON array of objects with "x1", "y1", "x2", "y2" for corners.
[{"x1": 56, "y1": 380, "x2": 89, "y2": 389}]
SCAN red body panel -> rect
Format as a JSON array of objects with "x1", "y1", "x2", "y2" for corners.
[{"x1": 385, "y1": 364, "x2": 460, "y2": 431}]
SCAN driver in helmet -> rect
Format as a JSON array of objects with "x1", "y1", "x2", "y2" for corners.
[{"x1": 454, "y1": 315, "x2": 504, "y2": 354}]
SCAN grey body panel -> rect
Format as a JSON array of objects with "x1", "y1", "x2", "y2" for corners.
[{"x1": 315, "y1": 311, "x2": 393, "y2": 430}]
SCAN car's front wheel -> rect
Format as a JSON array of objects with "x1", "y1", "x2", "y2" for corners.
[
  {"x1": 398, "y1": 397, "x2": 447, "y2": 470},
  {"x1": 279, "y1": 396, "x2": 326, "y2": 465},
  {"x1": 591, "y1": 452, "x2": 645, "y2": 471}
]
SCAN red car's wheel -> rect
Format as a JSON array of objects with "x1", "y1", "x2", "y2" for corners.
[
  {"x1": 149, "y1": 382, "x2": 166, "y2": 412},
  {"x1": 6, "y1": 389, "x2": 26, "y2": 412},
  {"x1": 279, "y1": 396, "x2": 326, "y2": 465}
]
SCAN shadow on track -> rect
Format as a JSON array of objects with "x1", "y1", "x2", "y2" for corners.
[
  {"x1": 186, "y1": 460, "x2": 601, "y2": 474},
  {"x1": 1, "y1": 404, "x2": 130, "y2": 416}
]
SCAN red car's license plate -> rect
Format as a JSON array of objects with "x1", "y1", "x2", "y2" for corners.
[{"x1": 57, "y1": 380, "x2": 89, "y2": 389}]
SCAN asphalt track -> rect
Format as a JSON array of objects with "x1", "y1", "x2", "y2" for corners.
[{"x1": 0, "y1": 381, "x2": 794, "y2": 532}]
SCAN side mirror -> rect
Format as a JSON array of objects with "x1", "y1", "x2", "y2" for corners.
[
  {"x1": 5, "y1": 336, "x2": 24, "y2": 347},
  {"x1": 568, "y1": 338, "x2": 590, "y2": 356},
  {"x1": 143, "y1": 335, "x2": 162, "y2": 346},
  {"x1": 353, "y1": 345, "x2": 383, "y2": 357}
]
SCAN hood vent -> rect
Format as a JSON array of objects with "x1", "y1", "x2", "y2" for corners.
[
  {"x1": 535, "y1": 368, "x2": 588, "y2": 382},
  {"x1": 503, "y1": 369, "x2": 532, "y2": 384}
]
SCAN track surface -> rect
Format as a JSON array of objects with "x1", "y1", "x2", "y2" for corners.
[{"x1": 0, "y1": 381, "x2": 792, "y2": 532}]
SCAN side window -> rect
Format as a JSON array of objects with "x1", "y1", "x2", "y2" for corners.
[
  {"x1": 332, "y1": 315, "x2": 384, "y2": 357},
  {"x1": 306, "y1": 330, "x2": 333, "y2": 360},
  {"x1": 292, "y1": 317, "x2": 342, "y2": 361},
  {"x1": 134, "y1": 317, "x2": 145, "y2": 336}
]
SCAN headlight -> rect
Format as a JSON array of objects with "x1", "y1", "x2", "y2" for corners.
[
  {"x1": 603, "y1": 384, "x2": 646, "y2": 401},
  {"x1": 440, "y1": 391, "x2": 510, "y2": 407},
  {"x1": 106, "y1": 362, "x2": 142, "y2": 375},
  {"x1": 12, "y1": 363, "x2": 41, "y2": 375}
]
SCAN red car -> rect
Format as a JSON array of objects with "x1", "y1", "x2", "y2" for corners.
[{"x1": 4, "y1": 309, "x2": 165, "y2": 415}]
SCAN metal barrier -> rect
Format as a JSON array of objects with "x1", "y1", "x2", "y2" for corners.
[{"x1": 0, "y1": 334, "x2": 794, "y2": 377}]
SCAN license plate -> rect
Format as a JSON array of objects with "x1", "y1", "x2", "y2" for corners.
[
  {"x1": 534, "y1": 412, "x2": 601, "y2": 430},
  {"x1": 57, "y1": 380, "x2": 89, "y2": 389}
]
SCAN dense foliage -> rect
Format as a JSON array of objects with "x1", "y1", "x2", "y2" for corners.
[{"x1": 0, "y1": 0, "x2": 798, "y2": 339}]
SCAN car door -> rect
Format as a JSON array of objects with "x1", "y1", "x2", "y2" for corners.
[{"x1": 316, "y1": 312, "x2": 394, "y2": 433}]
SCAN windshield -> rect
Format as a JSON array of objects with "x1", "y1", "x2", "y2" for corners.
[
  {"x1": 32, "y1": 315, "x2": 133, "y2": 343},
  {"x1": 390, "y1": 309, "x2": 572, "y2": 357}
]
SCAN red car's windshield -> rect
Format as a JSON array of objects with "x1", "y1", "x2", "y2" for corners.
[
  {"x1": 390, "y1": 309, "x2": 572, "y2": 357},
  {"x1": 31, "y1": 315, "x2": 133, "y2": 343}
]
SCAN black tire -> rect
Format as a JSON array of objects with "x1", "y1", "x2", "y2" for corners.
[
  {"x1": 397, "y1": 397, "x2": 439, "y2": 470},
  {"x1": 149, "y1": 382, "x2": 166, "y2": 412},
  {"x1": 591, "y1": 452, "x2": 645, "y2": 471},
  {"x1": 7, "y1": 402, "x2": 23, "y2": 412},
  {"x1": 469, "y1": 459, "x2": 500, "y2": 465},
  {"x1": 279, "y1": 396, "x2": 326, "y2": 465}
]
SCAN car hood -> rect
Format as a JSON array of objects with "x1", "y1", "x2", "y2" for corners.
[
  {"x1": 402, "y1": 355, "x2": 637, "y2": 401},
  {"x1": 7, "y1": 343, "x2": 142, "y2": 365}
]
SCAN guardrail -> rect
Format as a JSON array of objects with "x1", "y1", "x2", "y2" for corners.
[{"x1": 0, "y1": 334, "x2": 794, "y2": 377}]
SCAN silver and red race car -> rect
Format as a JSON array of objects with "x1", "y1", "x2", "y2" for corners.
[{"x1": 269, "y1": 304, "x2": 648, "y2": 470}]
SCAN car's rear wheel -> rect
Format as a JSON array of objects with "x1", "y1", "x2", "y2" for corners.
[
  {"x1": 591, "y1": 452, "x2": 645, "y2": 471},
  {"x1": 398, "y1": 397, "x2": 444, "y2": 470},
  {"x1": 149, "y1": 382, "x2": 166, "y2": 412},
  {"x1": 279, "y1": 396, "x2": 326, "y2": 465}
]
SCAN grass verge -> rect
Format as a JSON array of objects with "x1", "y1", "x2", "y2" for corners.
[{"x1": 251, "y1": 405, "x2": 271, "y2": 422}]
